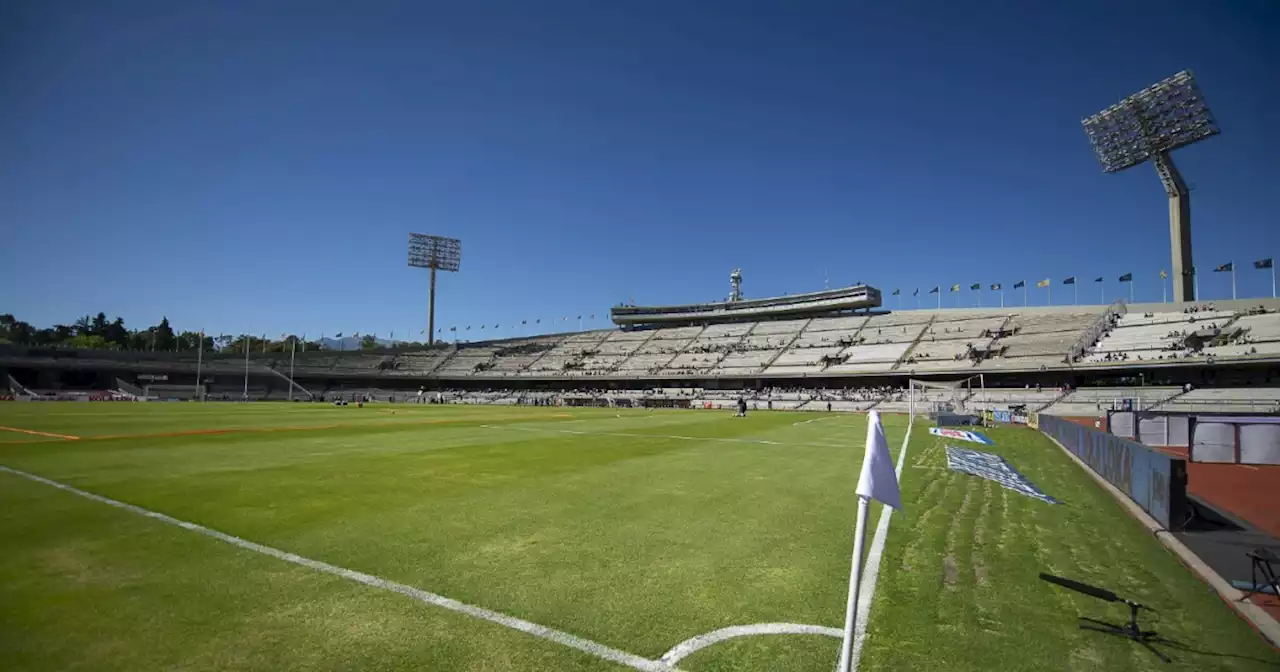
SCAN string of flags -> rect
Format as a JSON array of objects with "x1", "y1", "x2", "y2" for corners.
[{"x1": 884, "y1": 257, "x2": 1275, "y2": 306}]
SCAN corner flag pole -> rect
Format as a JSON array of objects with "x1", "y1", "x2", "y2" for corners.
[
  {"x1": 837, "y1": 496, "x2": 871, "y2": 672},
  {"x1": 242, "y1": 332, "x2": 250, "y2": 401},
  {"x1": 288, "y1": 336, "x2": 296, "y2": 402},
  {"x1": 195, "y1": 330, "x2": 204, "y2": 402},
  {"x1": 837, "y1": 411, "x2": 900, "y2": 672}
]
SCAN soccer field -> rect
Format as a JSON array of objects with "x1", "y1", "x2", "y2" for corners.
[{"x1": 0, "y1": 403, "x2": 1275, "y2": 671}]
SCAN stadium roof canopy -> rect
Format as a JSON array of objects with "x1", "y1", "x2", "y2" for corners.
[{"x1": 611, "y1": 285, "x2": 882, "y2": 327}]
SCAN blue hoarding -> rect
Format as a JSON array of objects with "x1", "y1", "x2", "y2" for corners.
[{"x1": 1037, "y1": 415, "x2": 1186, "y2": 528}]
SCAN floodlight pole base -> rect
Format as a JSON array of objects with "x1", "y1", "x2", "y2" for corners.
[{"x1": 1155, "y1": 153, "x2": 1194, "y2": 304}]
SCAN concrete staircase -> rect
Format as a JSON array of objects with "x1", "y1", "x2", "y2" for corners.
[
  {"x1": 759, "y1": 318, "x2": 817, "y2": 373},
  {"x1": 891, "y1": 315, "x2": 938, "y2": 371}
]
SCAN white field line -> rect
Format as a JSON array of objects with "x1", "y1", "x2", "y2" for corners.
[
  {"x1": 659, "y1": 623, "x2": 842, "y2": 665},
  {"x1": 0, "y1": 465, "x2": 676, "y2": 672},
  {"x1": 848, "y1": 419, "x2": 913, "y2": 671},
  {"x1": 481, "y1": 424, "x2": 849, "y2": 449}
]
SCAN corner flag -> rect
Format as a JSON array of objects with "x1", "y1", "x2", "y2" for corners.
[
  {"x1": 855, "y1": 411, "x2": 901, "y2": 510},
  {"x1": 839, "y1": 411, "x2": 901, "y2": 672}
]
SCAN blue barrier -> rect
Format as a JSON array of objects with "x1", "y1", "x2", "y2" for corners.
[
  {"x1": 993, "y1": 410, "x2": 1012, "y2": 423},
  {"x1": 1037, "y1": 415, "x2": 1187, "y2": 529}
]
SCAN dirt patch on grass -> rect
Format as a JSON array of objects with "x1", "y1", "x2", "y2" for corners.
[{"x1": 942, "y1": 555, "x2": 958, "y2": 586}]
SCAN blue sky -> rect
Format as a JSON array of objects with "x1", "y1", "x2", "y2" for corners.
[{"x1": 2, "y1": 0, "x2": 1277, "y2": 339}]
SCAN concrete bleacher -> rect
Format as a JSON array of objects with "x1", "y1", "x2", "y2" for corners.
[
  {"x1": 1044, "y1": 386, "x2": 1181, "y2": 415},
  {"x1": 386, "y1": 350, "x2": 450, "y2": 375},
  {"x1": 1077, "y1": 305, "x2": 1274, "y2": 365},
  {"x1": 1159, "y1": 387, "x2": 1280, "y2": 413},
  {"x1": 967, "y1": 387, "x2": 1063, "y2": 411},
  {"x1": 750, "y1": 319, "x2": 810, "y2": 336}
]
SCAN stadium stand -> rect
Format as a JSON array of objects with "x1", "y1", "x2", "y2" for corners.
[
  {"x1": 1045, "y1": 386, "x2": 1182, "y2": 415},
  {"x1": 1157, "y1": 387, "x2": 1280, "y2": 414},
  {"x1": 5, "y1": 298, "x2": 1280, "y2": 416}
]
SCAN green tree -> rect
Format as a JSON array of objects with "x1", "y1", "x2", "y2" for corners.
[
  {"x1": 104, "y1": 318, "x2": 129, "y2": 348},
  {"x1": 67, "y1": 334, "x2": 110, "y2": 349},
  {"x1": 127, "y1": 330, "x2": 149, "y2": 351},
  {"x1": 360, "y1": 334, "x2": 378, "y2": 350},
  {"x1": 153, "y1": 318, "x2": 177, "y2": 351}
]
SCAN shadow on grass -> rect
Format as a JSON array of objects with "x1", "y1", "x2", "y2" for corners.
[{"x1": 1150, "y1": 634, "x2": 1280, "y2": 667}]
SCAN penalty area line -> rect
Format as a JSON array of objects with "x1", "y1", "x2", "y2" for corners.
[{"x1": 0, "y1": 465, "x2": 676, "y2": 672}]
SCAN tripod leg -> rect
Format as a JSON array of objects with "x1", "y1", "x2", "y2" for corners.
[{"x1": 1137, "y1": 637, "x2": 1172, "y2": 663}]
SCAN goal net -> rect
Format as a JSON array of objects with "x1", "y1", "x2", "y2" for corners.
[
  {"x1": 144, "y1": 384, "x2": 204, "y2": 401},
  {"x1": 908, "y1": 376, "x2": 984, "y2": 421}
]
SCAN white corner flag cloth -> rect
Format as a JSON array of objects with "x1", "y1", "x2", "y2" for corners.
[{"x1": 855, "y1": 411, "x2": 900, "y2": 510}]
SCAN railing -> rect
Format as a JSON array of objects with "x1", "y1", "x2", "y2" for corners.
[
  {"x1": 115, "y1": 378, "x2": 144, "y2": 397},
  {"x1": 7, "y1": 374, "x2": 34, "y2": 397},
  {"x1": 1066, "y1": 299, "x2": 1127, "y2": 363}
]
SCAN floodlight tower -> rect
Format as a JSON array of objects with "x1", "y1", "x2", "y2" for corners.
[
  {"x1": 729, "y1": 268, "x2": 743, "y2": 302},
  {"x1": 1082, "y1": 71, "x2": 1219, "y2": 303},
  {"x1": 407, "y1": 233, "x2": 461, "y2": 345}
]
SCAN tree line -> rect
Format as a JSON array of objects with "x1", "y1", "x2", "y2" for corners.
[{"x1": 0, "y1": 312, "x2": 345, "y2": 353}]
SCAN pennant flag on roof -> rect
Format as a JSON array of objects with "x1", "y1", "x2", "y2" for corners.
[
  {"x1": 1119, "y1": 273, "x2": 1133, "y2": 282},
  {"x1": 1013, "y1": 280, "x2": 1025, "y2": 289},
  {"x1": 929, "y1": 286, "x2": 939, "y2": 294},
  {"x1": 1036, "y1": 279, "x2": 1050, "y2": 288},
  {"x1": 969, "y1": 283, "x2": 980, "y2": 290},
  {"x1": 892, "y1": 289, "x2": 900, "y2": 296},
  {"x1": 1063, "y1": 277, "x2": 1076, "y2": 285},
  {"x1": 1095, "y1": 276, "x2": 1103, "y2": 282},
  {"x1": 1256, "y1": 258, "x2": 1274, "y2": 269},
  {"x1": 950, "y1": 284, "x2": 960, "y2": 292},
  {"x1": 991, "y1": 283, "x2": 1001, "y2": 291},
  {"x1": 1160, "y1": 270, "x2": 1168, "y2": 279},
  {"x1": 1214, "y1": 262, "x2": 1233, "y2": 272}
]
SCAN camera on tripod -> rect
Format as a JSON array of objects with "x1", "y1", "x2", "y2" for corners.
[{"x1": 1039, "y1": 573, "x2": 1169, "y2": 663}]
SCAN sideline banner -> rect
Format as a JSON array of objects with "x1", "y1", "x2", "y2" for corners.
[
  {"x1": 945, "y1": 446, "x2": 1058, "y2": 504},
  {"x1": 929, "y1": 427, "x2": 994, "y2": 445}
]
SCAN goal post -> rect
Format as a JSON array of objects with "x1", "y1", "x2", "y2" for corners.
[{"x1": 908, "y1": 375, "x2": 985, "y2": 422}]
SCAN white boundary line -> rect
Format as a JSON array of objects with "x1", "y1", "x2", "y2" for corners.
[
  {"x1": 481, "y1": 424, "x2": 848, "y2": 449},
  {"x1": 0, "y1": 465, "x2": 675, "y2": 672},
  {"x1": 659, "y1": 622, "x2": 842, "y2": 665},
  {"x1": 848, "y1": 419, "x2": 913, "y2": 671}
]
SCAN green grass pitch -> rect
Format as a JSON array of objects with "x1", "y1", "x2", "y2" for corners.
[{"x1": 0, "y1": 403, "x2": 1275, "y2": 671}]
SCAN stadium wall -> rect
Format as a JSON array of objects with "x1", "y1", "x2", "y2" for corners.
[{"x1": 1037, "y1": 414, "x2": 1188, "y2": 529}]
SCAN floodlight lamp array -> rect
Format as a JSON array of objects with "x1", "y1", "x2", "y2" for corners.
[
  {"x1": 1082, "y1": 71, "x2": 1219, "y2": 173},
  {"x1": 407, "y1": 233, "x2": 462, "y2": 272}
]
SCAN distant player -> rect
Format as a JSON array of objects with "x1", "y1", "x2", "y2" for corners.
[{"x1": 736, "y1": 396, "x2": 747, "y2": 418}]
